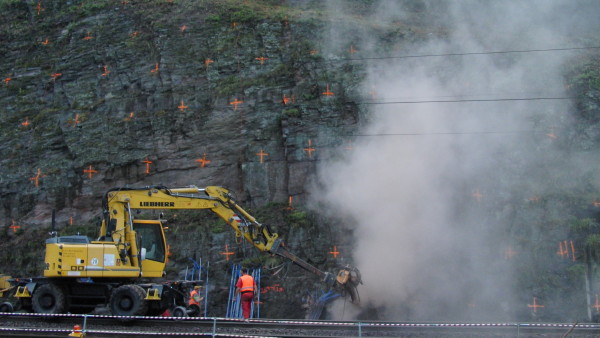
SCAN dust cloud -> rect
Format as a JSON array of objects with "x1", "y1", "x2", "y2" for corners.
[{"x1": 312, "y1": 0, "x2": 600, "y2": 321}]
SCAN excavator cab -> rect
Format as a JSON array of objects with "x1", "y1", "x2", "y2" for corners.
[{"x1": 133, "y1": 220, "x2": 168, "y2": 277}]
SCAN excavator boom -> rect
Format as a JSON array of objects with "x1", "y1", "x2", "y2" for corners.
[{"x1": 101, "y1": 185, "x2": 361, "y2": 301}]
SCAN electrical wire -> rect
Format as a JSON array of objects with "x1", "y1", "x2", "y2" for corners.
[
  {"x1": 335, "y1": 46, "x2": 600, "y2": 62},
  {"x1": 359, "y1": 96, "x2": 574, "y2": 105}
]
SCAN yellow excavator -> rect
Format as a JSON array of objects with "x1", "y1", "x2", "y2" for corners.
[{"x1": 11, "y1": 185, "x2": 361, "y2": 316}]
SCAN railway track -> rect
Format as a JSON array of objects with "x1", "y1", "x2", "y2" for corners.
[{"x1": 1, "y1": 312, "x2": 600, "y2": 337}]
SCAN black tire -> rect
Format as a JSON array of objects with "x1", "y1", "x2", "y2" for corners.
[
  {"x1": 171, "y1": 306, "x2": 188, "y2": 317},
  {"x1": 31, "y1": 283, "x2": 66, "y2": 314},
  {"x1": 109, "y1": 285, "x2": 148, "y2": 317},
  {"x1": 0, "y1": 301, "x2": 14, "y2": 312}
]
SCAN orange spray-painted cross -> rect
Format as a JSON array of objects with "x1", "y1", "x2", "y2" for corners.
[
  {"x1": 220, "y1": 243, "x2": 235, "y2": 261},
  {"x1": 472, "y1": 189, "x2": 483, "y2": 202},
  {"x1": 29, "y1": 168, "x2": 46, "y2": 187},
  {"x1": 230, "y1": 98, "x2": 244, "y2": 111},
  {"x1": 150, "y1": 63, "x2": 159, "y2": 74},
  {"x1": 9, "y1": 220, "x2": 21, "y2": 233},
  {"x1": 256, "y1": 149, "x2": 269, "y2": 163},
  {"x1": 282, "y1": 94, "x2": 295, "y2": 105},
  {"x1": 180, "y1": 25, "x2": 187, "y2": 33},
  {"x1": 343, "y1": 141, "x2": 353, "y2": 151},
  {"x1": 50, "y1": 73, "x2": 62, "y2": 81},
  {"x1": 527, "y1": 297, "x2": 544, "y2": 313},
  {"x1": 329, "y1": 246, "x2": 340, "y2": 259},
  {"x1": 204, "y1": 58, "x2": 214, "y2": 69},
  {"x1": 142, "y1": 157, "x2": 153, "y2": 174},
  {"x1": 83, "y1": 32, "x2": 93, "y2": 41},
  {"x1": 569, "y1": 240, "x2": 576, "y2": 262},
  {"x1": 195, "y1": 153, "x2": 211, "y2": 168},
  {"x1": 303, "y1": 139, "x2": 316, "y2": 159},
  {"x1": 36, "y1": 1, "x2": 44, "y2": 15},
  {"x1": 41, "y1": 38, "x2": 50, "y2": 46},
  {"x1": 558, "y1": 240, "x2": 576, "y2": 261},
  {"x1": 4, "y1": 77, "x2": 11, "y2": 86},
  {"x1": 21, "y1": 117, "x2": 30, "y2": 128},
  {"x1": 322, "y1": 84, "x2": 334, "y2": 97},
  {"x1": 102, "y1": 65, "x2": 110, "y2": 76},
  {"x1": 83, "y1": 165, "x2": 98, "y2": 179},
  {"x1": 130, "y1": 31, "x2": 139, "y2": 38},
  {"x1": 255, "y1": 56, "x2": 269, "y2": 65},
  {"x1": 593, "y1": 294, "x2": 600, "y2": 312},
  {"x1": 67, "y1": 113, "x2": 81, "y2": 127},
  {"x1": 124, "y1": 112, "x2": 135, "y2": 121},
  {"x1": 557, "y1": 241, "x2": 569, "y2": 258},
  {"x1": 287, "y1": 196, "x2": 294, "y2": 210},
  {"x1": 504, "y1": 246, "x2": 517, "y2": 260},
  {"x1": 178, "y1": 99, "x2": 189, "y2": 111}
]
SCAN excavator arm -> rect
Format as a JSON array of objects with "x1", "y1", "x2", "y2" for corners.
[{"x1": 101, "y1": 185, "x2": 361, "y2": 303}]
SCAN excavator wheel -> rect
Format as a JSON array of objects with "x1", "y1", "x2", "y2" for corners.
[
  {"x1": 109, "y1": 284, "x2": 148, "y2": 317},
  {"x1": 0, "y1": 301, "x2": 14, "y2": 312},
  {"x1": 32, "y1": 283, "x2": 66, "y2": 314},
  {"x1": 171, "y1": 306, "x2": 189, "y2": 317}
]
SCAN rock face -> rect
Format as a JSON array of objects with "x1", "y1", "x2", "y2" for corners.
[
  {"x1": 0, "y1": 0, "x2": 367, "y2": 318},
  {"x1": 0, "y1": 1, "x2": 364, "y2": 225}
]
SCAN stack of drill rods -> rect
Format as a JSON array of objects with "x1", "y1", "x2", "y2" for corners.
[
  {"x1": 253, "y1": 268, "x2": 261, "y2": 318},
  {"x1": 204, "y1": 261, "x2": 210, "y2": 316},
  {"x1": 226, "y1": 264, "x2": 240, "y2": 318}
]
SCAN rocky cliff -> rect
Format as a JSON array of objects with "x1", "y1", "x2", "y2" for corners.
[
  {"x1": 2, "y1": 0, "x2": 600, "y2": 322},
  {"x1": 0, "y1": 0, "x2": 383, "y2": 319}
]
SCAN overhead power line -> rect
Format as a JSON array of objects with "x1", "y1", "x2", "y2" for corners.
[
  {"x1": 339, "y1": 46, "x2": 600, "y2": 62},
  {"x1": 347, "y1": 130, "x2": 537, "y2": 137},
  {"x1": 359, "y1": 96, "x2": 574, "y2": 105}
]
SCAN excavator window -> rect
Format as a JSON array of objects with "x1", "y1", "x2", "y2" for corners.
[{"x1": 134, "y1": 221, "x2": 165, "y2": 263}]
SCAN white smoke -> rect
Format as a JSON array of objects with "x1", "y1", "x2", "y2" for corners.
[{"x1": 314, "y1": 0, "x2": 598, "y2": 321}]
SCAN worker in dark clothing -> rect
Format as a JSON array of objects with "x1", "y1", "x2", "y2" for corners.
[{"x1": 235, "y1": 267, "x2": 257, "y2": 319}]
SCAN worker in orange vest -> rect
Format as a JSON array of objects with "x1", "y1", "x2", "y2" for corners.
[
  {"x1": 189, "y1": 285, "x2": 203, "y2": 307},
  {"x1": 235, "y1": 267, "x2": 257, "y2": 319}
]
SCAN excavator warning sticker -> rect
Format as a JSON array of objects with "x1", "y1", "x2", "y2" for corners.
[
  {"x1": 91, "y1": 258, "x2": 99, "y2": 266},
  {"x1": 104, "y1": 254, "x2": 115, "y2": 266}
]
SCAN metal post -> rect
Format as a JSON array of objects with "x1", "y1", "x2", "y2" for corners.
[
  {"x1": 255, "y1": 268, "x2": 261, "y2": 318},
  {"x1": 204, "y1": 261, "x2": 210, "y2": 316},
  {"x1": 83, "y1": 314, "x2": 88, "y2": 333},
  {"x1": 212, "y1": 317, "x2": 217, "y2": 337},
  {"x1": 357, "y1": 322, "x2": 362, "y2": 337}
]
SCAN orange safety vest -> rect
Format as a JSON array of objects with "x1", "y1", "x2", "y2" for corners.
[
  {"x1": 239, "y1": 274, "x2": 255, "y2": 293},
  {"x1": 189, "y1": 289, "x2": 201, "y2": 305}
]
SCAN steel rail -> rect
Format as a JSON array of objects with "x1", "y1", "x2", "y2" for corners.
[{"x1": 2, "y1": 312, "x2": 600, "y2": 337}]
